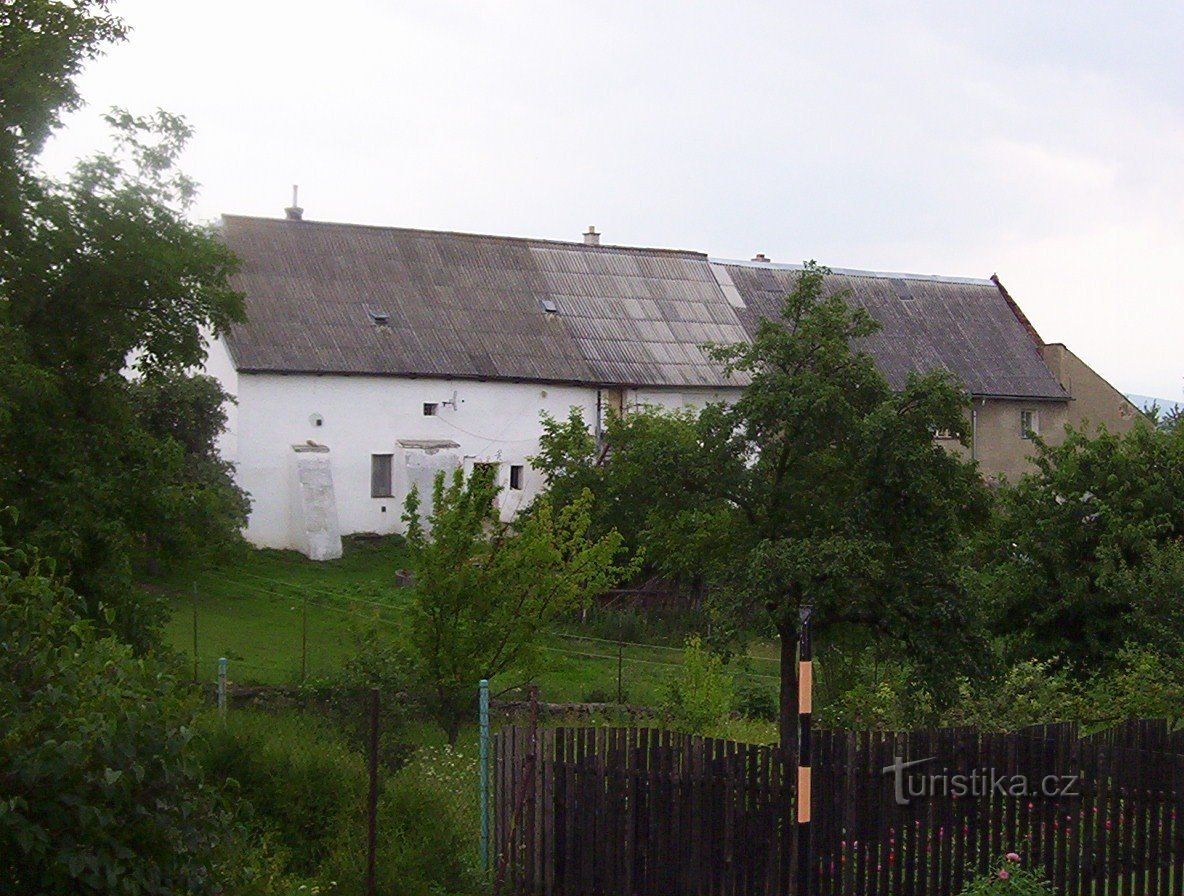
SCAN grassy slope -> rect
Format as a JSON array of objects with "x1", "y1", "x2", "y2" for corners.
[
  {"x1": 155, "y1": 538, "x2": 781, "y2": 724},
  {"x1": 158, "y1": 537, "x2": 411, "y2": 685}
]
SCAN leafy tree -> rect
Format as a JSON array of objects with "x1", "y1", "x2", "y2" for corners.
[
  {"x1": 0, "y1": 0, "x2": 125, "y2": 235},
  {"x1": 0, "y1": 105, "x2": 246, "y2": 645},
  {"x1": 126, "y1": 371, "x2": 251, "y2": 570},
  {"x1": 1141, "y1": 400, "x2": 1182, "y2": 434},
  {"x1": 402, "y1": 466, "x2": 632, "y2": 741},
  {"x1": 538, "y1": 264, "x2": 990, "y2": 747},
  {"x1": 0, "y1": 519, "x2": 235, "y2": 895},
  {"x1": 973, "y1": 423, "x2": 1184, "y2": 669},
  {"x1": 534, "y1": 406, "x2": 724, "y2": 583}
]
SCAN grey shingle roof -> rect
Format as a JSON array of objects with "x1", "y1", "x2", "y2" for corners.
[
  {"x1": 220, "y1": 215, "x2": 740, "y2": 388},
  {"x1": 220, "y1": 215, "x2": 1067, "y2": 400},
  {"x1": 716, "y1": 262, "x2": 1068, "y2": 401}
]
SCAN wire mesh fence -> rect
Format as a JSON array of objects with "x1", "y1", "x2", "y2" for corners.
[
  {"x1": 170, "y1": 570, "x2": 781, "y2": 705},
  {"x1": 202, "y1": 677, "x2": 499, "y2": 893}
]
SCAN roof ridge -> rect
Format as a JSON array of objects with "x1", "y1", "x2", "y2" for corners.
[
  {"x1": 220, "y1": 214, "x2": 708, "y2": 259},
  {"x1": 710, "y1": 257, "x2": 994, "y2": 286}
]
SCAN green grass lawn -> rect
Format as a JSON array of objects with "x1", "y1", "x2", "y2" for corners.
[
  {"x1": 156, "y1": 536, "x2": 411, "y2": 685},
  {"x1": 154, "y1": 537, "x2": 781, "y2": 717}
]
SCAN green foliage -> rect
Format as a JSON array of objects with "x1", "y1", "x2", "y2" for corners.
[
  {"x1": 0, "y1": 1, "x2": 126, "y2": 232},
  {"x1": 403, "y1": 466, "x2": 633, "y2": 740},
  {"x1": 192, "y1": 710, "x2": 481, "y2": 896},
  {"x1": 306, "y1": 635, "x2": 418, "y2": 769},
  {"x1": 0, "y1": 526, "x2": 233, "y2": 895},
  {"x1": 1086, "y1": 645, "x2": 1184, "y2": 723},
  {"x1": 974, "y1": 423, "x2": 1184, "y2": 669},
  {"x1": 0, "y1": 103, "x2": 246, "y2": 647},
  {"x1": 941, "y1": 659, "x2": 1086, "y2": 731},
  {"x1": 958, "y1": 853, "x2": 1054, "y2": 895},
  {"x1": 814, "y1": 646, "x2": 930, "y2": 730},
  {"x1": 732, "y1": 672, "x2": 779, "y2": 722},
  {"x1": 318, "y1": 767, "x2": 481, "y2": 896},
  {"x1": 537, "y1": 263, "x2": 991, "y2": 744},
  {"x1": 661, "y1": 635, "x2": 735, "y2": 733},
  {"x1": 126, "y1": 372, "x2": 251, "y2": 566},
  {"x1": 193, "y1": 712, "x2": 366, "y2": 877},
  {"x1": 535, "y1": 406, "x2": 722, "y2": 581}
]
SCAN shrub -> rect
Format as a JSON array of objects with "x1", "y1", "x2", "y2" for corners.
[
  {"x1": 304, "y1": 633, "x2": 418, "y2": 770},
  {"x1": 958, "y1": 852, "x2": 1054, "y2": 894},
  {"x1": 813, "y1": 647, "x2": 929, "y2": 730},
  {"x1": 732, "y1": 673, "x2": 778, "y2": 721},
  {"x1": 661, "y1": 635, "x2": 734, "y2": 733},
  {"x1": 317, "y1": 757, "x2": 482, "y2": 896},
  {"x1": 193, "y1": 711, "x2": 366, "y2": 877},
  {"x1": 942, "y1": 659, "x2": 1085, "y2": 730},
  {"x1": 583, "y1": 686, "x2": 630, "y2": 704},
  {"x1": 192, "y1": 709, "x2": 483, "y2": 896},
  {"x1": 1087, "y1": 645, "x2": 1184, "y2": 723},
  {"x1": 0, "y1": 532, "x2": 233, "y2": 895}
]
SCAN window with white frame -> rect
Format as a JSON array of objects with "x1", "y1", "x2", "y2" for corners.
[{"x1": 1020, "y1": 409, "x2": 1039, "y2": 440}]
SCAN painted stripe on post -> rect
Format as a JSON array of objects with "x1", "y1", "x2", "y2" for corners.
[
  {"x1": 797, "y1": 764, "x2": 812, "y2": 823},
  {"x1": 798, "y1": 660, "x2": 813, "y2": 714}
]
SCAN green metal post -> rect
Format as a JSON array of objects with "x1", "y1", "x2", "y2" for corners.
[{"x1": 479, "y1": 678, "x2": 490, "y2": 872}]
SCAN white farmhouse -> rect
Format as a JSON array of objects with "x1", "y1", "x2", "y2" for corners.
[{"x1": 205, "y1": 213, "x2": 1137, "y2": 559}]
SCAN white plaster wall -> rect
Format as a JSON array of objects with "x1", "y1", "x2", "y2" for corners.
[
  {"x1": 203, "y1": 335, "x2": 240, "y2": 464},
  {"x1": 220, "y1": 371, "x2": 741, "y2": 551}
]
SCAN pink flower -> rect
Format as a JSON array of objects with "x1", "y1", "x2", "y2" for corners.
[
  {"x1": 998, "y1": 869, "x2": 1011, "y2": 880},
  {"x1": 1006, "y1": 852, "x2": 1021, "y2": 862}
]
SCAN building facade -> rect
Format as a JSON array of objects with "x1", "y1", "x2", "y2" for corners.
[{"x1": 206, "y1": 214, "x2": 1134, "y2": 558}]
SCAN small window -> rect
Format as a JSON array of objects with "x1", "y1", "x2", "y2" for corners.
[
  {"x1": 423, "y1": 402, "x2": 438, "y2": 416},
  {"x1": 539, "y1": 298, "x2": 558, "y2": 314},
  {"x1": 509, "y1": 464, "x2": 524, "y2": 490},
  {"x1": 370, "y1": 454, "x2": 393, "y2": 497},
  {"x1": 1021, "y1": 410, "x2": 1039, "y2": 440}
]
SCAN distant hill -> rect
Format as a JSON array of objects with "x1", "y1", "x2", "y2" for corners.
[{"x1": 1126, "y1": 393, "x2": 1183, "y2": 416}]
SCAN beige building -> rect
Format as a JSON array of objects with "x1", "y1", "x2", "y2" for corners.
[{"x1": 1039, "y1": 343, "x2": 1142, "y2": 437}]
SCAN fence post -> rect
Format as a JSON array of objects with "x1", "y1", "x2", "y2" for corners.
[
  {"x1": 217, "y1": 657, "x2": 228, "y2": 716},
  {"x1": 366, "y1": 688, "x2": 379, "y2": 896},
  {"x1": 301, "y1": 597, "x2": 308, "y2": 682},
  {"x1": 479, "y1": 679, "x2": 491, "y2": 873},
  {"x1": 192, "y1": 583, "x2": 199, "y2": 684},
  {"x1": 617, "y1": 614, "x2": 624, "y2": 704},
  {"x1": 796, "y1": 605, "x2": 815, "y2": 896}
]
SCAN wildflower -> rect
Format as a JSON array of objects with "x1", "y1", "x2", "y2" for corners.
[
  {"x1": 1006, "y1": 852, "x2": 1021, "y2": 862},
  {"x1": 998, "y1": 869, "x2": 1010, "y2": 880}
]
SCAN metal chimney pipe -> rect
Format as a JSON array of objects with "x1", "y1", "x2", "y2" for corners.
[{"x1": 285, "y1": 184, "x2": 304, "y2": 221}]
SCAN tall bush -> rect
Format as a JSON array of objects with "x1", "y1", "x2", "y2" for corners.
[
  {"x1": 661, "y1": 635, "x2": 735, "y2": 733},
  {"x1": 0, "y1": 527, "x2": 232, "y2": 895}
]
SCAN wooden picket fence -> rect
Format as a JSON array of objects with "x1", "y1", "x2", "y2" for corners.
[{"x1": 493, "y1": 719, "x2": 1184, "y2": 896}]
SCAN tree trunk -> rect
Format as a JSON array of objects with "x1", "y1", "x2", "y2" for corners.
[{"x1": 778, "y1": 618, "x2": 799, "y2": 762}]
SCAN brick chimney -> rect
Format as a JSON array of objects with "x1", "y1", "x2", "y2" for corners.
[
  {"x1": 752, "y1": 252, "x2": 771, "y2": 262},
  {"x1": 583, "y1": 226, "x2": 600, "y2": 246}
]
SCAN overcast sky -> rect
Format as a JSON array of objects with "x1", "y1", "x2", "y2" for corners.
[{"x1": 40, "y1": 1, "x2": 1184, "y2": 400}]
